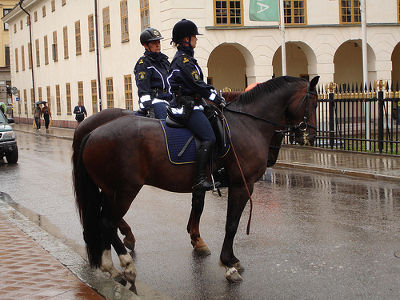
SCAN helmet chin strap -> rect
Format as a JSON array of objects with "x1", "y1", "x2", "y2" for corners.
[{"x1": 179, "y1": 36, "x2": 193, "y2": 48}]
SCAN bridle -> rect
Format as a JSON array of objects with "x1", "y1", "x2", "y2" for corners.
[
  {"x1": 281, "y1": 83, "x2": 318, "y2": 134},
  {"x1": 223, "y1": 82, "x2": 318, "y2": 135}
]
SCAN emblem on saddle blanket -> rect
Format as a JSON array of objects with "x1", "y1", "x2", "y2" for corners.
[{"x1": 160, "y1": 120, "x2": 230, "y2": 165}]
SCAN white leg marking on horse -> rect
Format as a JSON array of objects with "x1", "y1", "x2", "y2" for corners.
[
  {"x1": 119, "y1": 254, "x2": 136, "y2": 282},
  {"x1": 225, "y1": 267, "x2": 238, "y2": 277},
  {"x1": 100, "y1": 249, "x2": 121, "y2": 278},
  {"x1": 224, "y1": 266, "x2": 243, "y2": 282}
]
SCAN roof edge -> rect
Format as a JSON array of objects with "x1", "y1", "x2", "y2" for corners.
[{"x1": 2, "y1": 0, "x2": 40, "y2": 23}]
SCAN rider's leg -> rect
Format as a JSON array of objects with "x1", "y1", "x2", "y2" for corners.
[
  {"x1": 185, "y1": 110, "x2": 218, "y2": 191},
  {"x1": 153, "y1": 102, "x2": 168, "y2": 119}
]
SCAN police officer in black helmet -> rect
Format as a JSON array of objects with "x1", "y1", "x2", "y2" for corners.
[
  {"x1": 168, "y1": 19, "x2": 225, "y2": 191},
  {"x1": 134, "y1": 28, "x2": 172, "y2": 119}
]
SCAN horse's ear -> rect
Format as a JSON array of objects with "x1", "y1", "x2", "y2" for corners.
[{"x1": 309, "y1": 76, "x2": 320, "y2": 90}]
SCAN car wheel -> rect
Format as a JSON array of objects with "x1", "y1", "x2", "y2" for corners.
[{"x1": 6, "y1": 147, "x2": 18, "y2": 164}]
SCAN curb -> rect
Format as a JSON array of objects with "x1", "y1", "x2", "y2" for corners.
[
  {"x1": 275, "y1": 162, "x2": 400, "y2": 183},
  {"x1": 14, "y1": 127, "x2": 73, "y2": 140}
]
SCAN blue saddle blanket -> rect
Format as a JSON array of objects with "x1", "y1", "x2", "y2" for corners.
[
  {"x1": 159, "y1": 120, "x2": 231, "y2": 165},
  {"x1": 160, "y1": 120, "x2": 197, "y2": 164}
]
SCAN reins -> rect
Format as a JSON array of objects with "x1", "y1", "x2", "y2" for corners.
[{"x1": 216, "y1": 106, "x2": 254, "y2": 235}]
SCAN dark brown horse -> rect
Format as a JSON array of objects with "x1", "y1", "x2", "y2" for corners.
[{"x1": 72, "y1": 76, "x2": 319, "y2": 286}]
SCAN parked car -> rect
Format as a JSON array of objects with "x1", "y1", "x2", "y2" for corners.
[{"x1": 0, "y1": 110, "x2": 18, "y2": 163}]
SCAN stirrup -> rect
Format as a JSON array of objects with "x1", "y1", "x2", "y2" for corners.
[{"x1": 192, "y1": 178, "x2": 221, "y2": 191}]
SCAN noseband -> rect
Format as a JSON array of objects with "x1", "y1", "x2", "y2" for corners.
[{"x1": 283, "y1": 82, "x2": 318, "y2": 134}]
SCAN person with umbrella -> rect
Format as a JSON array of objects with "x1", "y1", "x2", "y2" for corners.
[
  {"x1": 33, "y1": 103, "x2": 42, "y2": 130},
  {"x1": 41, "y1": 101, "x2": 51, "y2": 133}
]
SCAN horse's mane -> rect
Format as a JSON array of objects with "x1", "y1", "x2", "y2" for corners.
[{"x1": 236, "y1": 76, "x2": 307, "y2": 105}]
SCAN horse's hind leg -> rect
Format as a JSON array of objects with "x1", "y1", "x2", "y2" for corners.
[
  {"x1": 119, "y1": 219, "x2": 136, "y2": 251},
  {"x1": 220, "y1": 184, "x2": 252, "y2": 282},
  {"x1": 187, "y1": 190, "x2": 211, "y2": 256},
  {"x1": 100, "y1": 189, "x2": 140, "y2": 289}
]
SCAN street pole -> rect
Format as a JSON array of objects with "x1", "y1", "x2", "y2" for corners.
[
  {"x1": 360, "y1": 0, "x2": 370, "y2": 150},
  {"x1": 279, "y1": 0, "x2": 287, "y2": 76}
]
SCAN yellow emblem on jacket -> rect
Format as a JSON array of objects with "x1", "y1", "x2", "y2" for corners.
[
  {"x1": 139, "y1": 59, "x2": 144, "y2": 64},
  {"x1": 138, "y1": 71, "x2": 146, "y2": 80},
  {"x1": 192, "y1": 70, "x2": 200, "y2": 81},
  {"x1": 183, "y1": 57, "x2": 189, "y2": 63}
]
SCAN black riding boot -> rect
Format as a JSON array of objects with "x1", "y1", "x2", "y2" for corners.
[{"x1": 193, "y1": 141, "x2": 218, "y2": 191}]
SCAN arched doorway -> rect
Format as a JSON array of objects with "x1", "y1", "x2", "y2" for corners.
[
  {"x1": 272, "y1": 42, "x2": 316, "y2": 79},
  {"x1": 207, "y1": 43, "x2": 248, "y2": 91},
  {"x1": 392, "y1": 43, "x2": 400, "y2": 88},
  {"x1": 334, "y1": 40, "x2": 376, "y2": 86}
]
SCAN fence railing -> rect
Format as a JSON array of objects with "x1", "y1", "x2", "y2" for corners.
[
  {"x1": 284, "y1": 81, "x2": 400, "y2": 155},
  {"x1": 222, "y1": 81, "x2": 400, "y2": 155}
]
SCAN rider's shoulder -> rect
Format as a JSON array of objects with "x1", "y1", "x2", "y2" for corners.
[
  {"x1": 134, "y1": 55, "x2": 149, "y2": 70},
  {"x1": 173, "y1": 52, "x2": 193, "y2": 66}
]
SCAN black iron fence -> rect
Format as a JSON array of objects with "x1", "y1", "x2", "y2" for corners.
[{"x1": 285, "y1": 81, "x2": 400, "y2": 155}]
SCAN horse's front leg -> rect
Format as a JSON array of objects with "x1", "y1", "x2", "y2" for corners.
[
  {"x1": 220, "y1": 184, "x2": 252, "y2": 282},
  {"x1": 187, "y1": 190, "x2": 211, "y2": 256},
  {"x1": 118, "y1": 218, "x2": 136, "y2": 251}
]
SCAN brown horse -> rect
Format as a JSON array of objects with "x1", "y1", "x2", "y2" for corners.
[{"x1": 72, "y1": 76, "x2": 319, "y2": 286}]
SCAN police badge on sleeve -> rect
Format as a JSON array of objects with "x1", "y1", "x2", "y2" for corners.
[
  {"x1": 138, "y1": 71, "x2": 146, "y2": 80},
  {"x1": 191, "y1": 70, "x2": 200, "y2": 81}
]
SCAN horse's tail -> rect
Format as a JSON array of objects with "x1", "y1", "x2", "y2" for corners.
[{"x1": 72, "y1": 133, "x2": 103, "y2": 268}]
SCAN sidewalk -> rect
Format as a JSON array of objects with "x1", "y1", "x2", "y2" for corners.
[
  {"x1": 12, "y1": 122, "x2": 400, "y2": 182},
  {"x1": 0, "y1": 211, "x2": 104, "y2": 300}
]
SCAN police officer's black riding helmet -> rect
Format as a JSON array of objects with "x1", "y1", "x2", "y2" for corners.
[
  {"x1": 140, "y1": 28, "x2": 163, "y2": 45},
  {"x1": 171, "y1": 19, "x2": 202, "y2": 44}
]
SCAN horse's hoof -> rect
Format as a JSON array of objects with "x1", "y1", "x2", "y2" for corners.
[
  {"x1": 232, "y1": 261, "x2": 244, "y2": 273},
  {"x1": 194, "y1": 245, "x2": 211, "y2": 256},
  {"x1": 113, "y1": 274, "x2": 127, "y2": 286},
  {"x1": 225, "y1": 267, "x2": 243, "y2": 283},
  {"x1": 123, "y1": 237, "x2": 136, "y2": 251}
]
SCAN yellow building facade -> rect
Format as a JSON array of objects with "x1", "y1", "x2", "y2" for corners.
[{"x1": 0, "y1": 0, "x2": 18, "y2": 104}]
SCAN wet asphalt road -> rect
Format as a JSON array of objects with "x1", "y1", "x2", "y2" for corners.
[{"x1": 1, "y1": 131, "x2": 400, "y2": 299}]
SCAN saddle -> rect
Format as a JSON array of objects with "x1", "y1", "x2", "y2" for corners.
[
  {"x1": 161, "y1": 106, "x2": 229, "y2": 188},
  {"x1": 164, "y1": 105, "x2": 230, "y2": 159}
]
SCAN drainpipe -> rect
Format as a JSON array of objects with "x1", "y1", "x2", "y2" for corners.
[
  {"x1": 18, "y1": 0, "x2": 35, "y2": 113},
  {"x1": 94, "y1": 0, "x2": 102, "y2": 111}
]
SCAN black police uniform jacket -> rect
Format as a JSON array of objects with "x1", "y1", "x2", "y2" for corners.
[
  {"x1": 134, "y1": 51, "x2": 171, "y2": 110},
  {"x1": 168, "y1": 46, "x2": 219, "y2": 114}
]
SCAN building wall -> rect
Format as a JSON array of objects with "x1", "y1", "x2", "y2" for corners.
[
  {"x1": 3, "y1": 0, "x2": 400, "y2": 124},
  {"x1": 0, "y1": 0, "x2": 18, "y2": 103}
]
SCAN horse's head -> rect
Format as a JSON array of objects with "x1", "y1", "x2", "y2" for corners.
[{"x1": 285, "y1": 76, "x2": 320, "y2": 146}]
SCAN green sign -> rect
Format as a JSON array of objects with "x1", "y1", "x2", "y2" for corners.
[{"x1": 249, "y1": 0, "x2": 279, "y2": 22}]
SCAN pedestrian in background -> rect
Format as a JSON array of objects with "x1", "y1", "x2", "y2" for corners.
[
  {"x1": 33, "y1": 104, "x2": 42, "y2": 130},
  {"x1": 73, "y1": 101, "x2": 87, "y2": 123},
  {"x1": 41, "y1": 102, "x2": 51, "y2": 133}
]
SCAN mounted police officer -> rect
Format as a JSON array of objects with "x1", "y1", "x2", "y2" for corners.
[
  {"x1": 168, "y1": 19, "x2": 225, "y2": 191},
  {"x1": 134, "y1": 28, "x2": 172, "y2": 119}
]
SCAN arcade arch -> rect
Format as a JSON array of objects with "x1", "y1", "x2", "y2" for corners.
[
  {"x1": 334, "y1": 40, "x2": 376, "y2": 86},
  {"x1": 392, "y1": 43, "x2": 400, "y2": 87},
  {"x1": 272, "y1": 42, "x2": 317, "y2": 79},
  {"x1": 207, "y1": 43, "x2": 254, "y2": 91}
]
